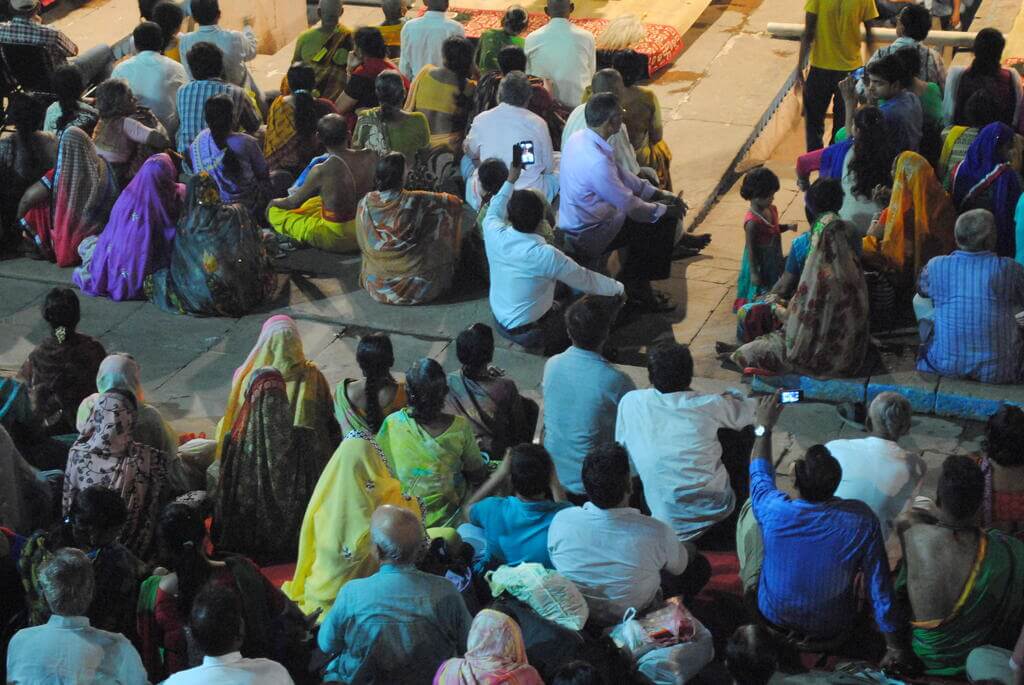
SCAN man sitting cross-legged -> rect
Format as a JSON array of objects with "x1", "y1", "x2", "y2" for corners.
[{"x1": 267, "y1": 114, "x2": 378, "y2": 253}]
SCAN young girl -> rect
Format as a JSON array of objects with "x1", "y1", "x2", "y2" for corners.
[{"x1": 734, "y1": 167, "x2": 792, "y2": 311}]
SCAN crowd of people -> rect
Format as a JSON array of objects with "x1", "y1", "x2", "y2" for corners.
[{"x1": 2, "y1": 0, "x2": 1024, "y2": 682}]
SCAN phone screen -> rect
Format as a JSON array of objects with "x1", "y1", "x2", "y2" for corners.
[
  {"x1": 780, "y1": 389, "x2": 802, "y2": 404},
  {"x1": 517, "y1": 141, "x2": 535, "y2": 166}
]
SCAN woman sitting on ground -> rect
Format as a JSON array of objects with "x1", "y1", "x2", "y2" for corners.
[
  {"x1": 476, "y1": 6, "x2": 528, "y2": 73},
  {"x1": 435, "y1": 609, "x2": 543, "y2": 684},
  {"x1": 73, "y1": 153, "x2": 185, "y2": 301},
  {"x1": 264, "y1": 62, "x2": 340, "y2": 176},
  {"x1": 973, "y1": 406, "x2": 1024, "y2": 536},
  {"x1": 406, "y1": 35, "x2": 477, "y2": 149},
  {"x1": 334, "y1": 332, "x2": 407, "y2": 435},
  {"x1": 614, "y1": 49, "x2": 673, "y2": 189},
  {"x1": 938, "y1": 89, "x2": 1001, "y2": 186},
  {"x1": 377, "y1": 357, "x2": 487, "y2": 528},
  {"x1": 0, "y1": 94, "x2": 56, "y2": 256},
  {"x1": 91, "y1": 79, "x2": 170, "y2": 186},
  {"x1": 355, "y1": 152, "x2": 466, "y2": 305},
  {"x1": 336, "y1": 26, "x2": 406, "y2": 130},
  {"x1": 43, "y1": 64, "x2": 99, "y2": 135},
  {"x1": 352, "y1": 71, "x2": 430, "y2": 166},
  {"x1": 944, "y1": 28, "x2": 1020, "y2": 129},
  {"x1": 0, "y1": 424, "x2": 55, "y2": 535}
]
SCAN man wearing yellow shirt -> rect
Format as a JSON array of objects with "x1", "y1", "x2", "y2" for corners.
[
  {"x1": 796, "y1": 0, "x2": 877, "y2": 151},
  {"x1": 291, "y1": 0, "x2": 353, "y2": 101}
]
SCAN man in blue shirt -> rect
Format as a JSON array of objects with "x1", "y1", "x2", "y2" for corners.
[
  {"x1": 317, "y1": 505, "x2": 472, "y2": 683},
  {"x1": 741, "y1": 393, "x2": 915, "y2": 672},
  {"x1": 865, "y1": 53, "x2": 922, "y2": 153}
]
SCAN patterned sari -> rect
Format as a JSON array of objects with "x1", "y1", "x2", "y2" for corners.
[
  {"x1": 952, "y1": 122, "x2": 1023, "y2": 258},
  {"x1": 263, "y1": 96, "x2": 337, "y2": 174},
  {"x1": 434, "y1": 609, "x2": 543, "y2": 685},
  {"x1": 621, "y1": 85, "x2": 672, "y2": 190},
  {"x1": 356, "y1": 189, "x2": 465, "y2": 305},
  {"x1": 18, "y1": 332, "x2": 107, "y2": 437},
  {"x1": 290, "y1": 25, "x2": 353, "y2": 101}
]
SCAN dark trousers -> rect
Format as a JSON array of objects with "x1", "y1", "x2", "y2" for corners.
[
  {"x1": 493, "y1": 303, "x2": 571, "y2": 356},
  {"x1": 804, "y1": 66, "x2": 851, "y2": 152},
  {"x1": 604, "y1": 212, "x2": 677, "y2": 289},
  {"x1": 661, "y1": 552, "x2": 713, "y2": 603}
]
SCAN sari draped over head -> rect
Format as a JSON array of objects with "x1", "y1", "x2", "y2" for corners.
[
  {"x1": 147, "y1": 173, "x2": 276, "y2": 317},
  {"x1": 73, "y1": 153, "x2": 185, "y2": 301},
  {"x1": 434, "y1": 609, "x2": 543, "y2": 685},
  {"x1": 213, "y1": 315, "x2": 338, "y2": 462},
  {"x1": 820, "y1": 139, "x2": 854, "y2": 180},
  {"x1": 952, "y1": 122, "x2": 1023, "y2": 258},
  {"x1": 18, "y1": 331, "x2": 107, "y2": 436},
  {"x1": 63, "y1": 392, "x2": 170, "y2": 559},
  {"x1": 356, "y1": 189, "x2": 464, "y2": 305},
  {"x1": 333, "y1": 378, "x2": 407, "y2": 436},
  {"x1": 282, "y1": 431, "x2": 422, "y2": 617},
  {"x1": 864, "y1": 151, "x2": 957, "y2": 278},
  {"x1": 24, "y1": 126, "x2": 118, "y2": 266},
  {"x1": 732, "y1": 218, "x2": 869, "y2": 377},
  {"x1": 213, "y1": 368, "x2": 327, "y2": 565},
  {"x1": 0, "y1": 423, "x2": 46, "y2": 534}
]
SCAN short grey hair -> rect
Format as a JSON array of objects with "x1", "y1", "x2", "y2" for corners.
[
  {"x1": 868, "y1": 391, "x2": 913, "y2": 440},
  {"x1": 370, "y1": 505, "x2": 425, "y2": 565},
  {"x1": 39, "y1": 548, "x2": 95, "y2": 617},
  {"x1": 498, "y1": 71, "x2": 532, "y2": 108},
  {"x1": 954, "y1": 209, "x2": 996, "y2": 252}
]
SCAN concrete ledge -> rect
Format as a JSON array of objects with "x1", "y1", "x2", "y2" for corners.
[
  {"x1": 752, "y1": 374, "x2": 868, "y2": 403},
  {"x1": 867, "y1": 372, "x2": 940, "y2": 414},
  {"x1": 934, "y1": 378, "x2": 1024, "y2": 421}
]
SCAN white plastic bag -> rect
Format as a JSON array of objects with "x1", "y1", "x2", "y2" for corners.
[
  {"x1": 485, "y1": 563, "x2": 589, "y2": 631},
  {"x1": 636, "y1": 617, "x2": 715, "y2": 685},
  {"x1": 596, "y1": 15, "x2": 645, "y2": 50}
]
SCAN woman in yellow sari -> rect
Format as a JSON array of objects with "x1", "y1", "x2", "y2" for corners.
[
  {"x1": 405, "y1": 36, "x2": 476, "y2": 148},
  {"x1": 614, "y1": 50, "x2": 673, "y2": 190},
  {"x1": 213, "y1": 315, "x2": 340, "y2": 462},
  {"x1": 263, "y1": 63, "x2": 339, "y2": 175},
  {"x1": 282, "y1": 430, "x2": 422, "y2": 617}
]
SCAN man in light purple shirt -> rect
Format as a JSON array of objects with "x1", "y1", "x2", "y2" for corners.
[{"x1": 558, "y1": 93, "x2": 685, "y2": 312}]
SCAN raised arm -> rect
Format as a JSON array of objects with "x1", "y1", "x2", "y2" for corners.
[{"x1": 796, "y1": 12, "x2": 817, "y2": 91}]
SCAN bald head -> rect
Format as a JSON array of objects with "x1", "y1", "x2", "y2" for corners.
[
  {"x1": 371, "y1": 505, "x2": 424, "y2": 565},
  {"x1": 546, "y1": 0, "x2": 573, "y2": 18},
  {"x1": 318, "y1": 113, "x2": 349, "y2": 148},
  {"x1": 591, "y1": 68, "x2": 624, "y2": 98},
  {"x1": 318, "y1": 0, "x2": 342, "y2": 27}
]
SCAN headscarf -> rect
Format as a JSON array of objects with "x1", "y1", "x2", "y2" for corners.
[
  {"x1": 866, "y1": 151, "x2": 957, "y2": 277},
  {"x1": 434, "y1": 609, "x2": 543, "y2": 685},
  {"x1": 820, "y1": 139, "x2": 854, "y2": 180},
  {"x1": 50, "y1": 126, "x2": 118, "y2": 267},
  {"x1": 952, "y1": 122, "x2": 1023, "y2": 258},
  {"x1": 282, "y1": 431, "x2": 423, "y2": 617}
]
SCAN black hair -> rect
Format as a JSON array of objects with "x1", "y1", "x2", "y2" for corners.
[
  {"x1": 317, "y1": 113, "x2": 348, "y2": 147},
  {"x1": 739, "y1": 167, "x2": 780, "y2": 201},
  {"x1": 356, "y1": 333, "x2": 395, "y2": 434},
  {"x1": 970, "y1": 28, "x2": 1006, "y2": 77},
  {"x1": 152, "y1": 0, "x2": 185, "y2": 52},
  {"x1": 509, "y1": 443, "x2": 554, "y2": 498},
  {"x1": 405, "y1": 358, "x2": 448, "y2": 424},
  {"x1": 190, "y1": 0, "x2": 220, "y2": 25},
  {"x1": 186, "y1": 42, "x2": 225, "y2": 81},
  {"x1": 71, "y1": 485, "x2": 128, "y2": 530},
  {"x1": 95, "y1": 79, "x2": 132, "y2": 119},
  {"x1": 724, "y1": 625, "x2": 778, "y2": 685},
  {"x1": 52, "y1": 64, "x2": 87, "y2": 132},
  {"x1": 133, "y1": 20, "x2": 164, "y2": 52},
  {"x1": 456, "y1": 323, "x2": 494, "y2": 378},
  {"x1": 478, "y1": 158, "x2": 509, "y2": 196},
  {"x1": 584, "y1": 92, "x2": 621, "y2": 128},
  {"x1": 849, "y1": 106, "x2": 895, "y2": 199},
  {"x1": 7, "y1": 93, "x2": 46, "y2": 178},
  {"x1": 502, "y1": 6, "x2": 528, "y2": 34},
  {"x1": 286, "y1": 62, "x2": 319, "y2": 139},
  {"x1": 551, "y1": 660, "x2": 607, "y2": 685},
  {"x1": 582, "y1": 443, "x2": 630, "y2": 509},
  {"x1": 442, "y1": 35, "x2": 475, "y2": 130},
  {"x1": 43, "y1": 287, "x2": 80, "y2": 338},
  {"x1": 138, "y1": 0, "x2": 160, "y2": 19},
  {"x1": 866, "y1": 53, "x2": 913, "y2": 89},
  {"x1": 794, "y1": 444, "x2": 841, "y2": 502},
  {"x1": 805, "y1": 177, "x2": 844, "y2": 217},
  {"x1": 984, "y1": 405, "x2": 1024, "y2": 468},
  {"x1": 354, "y1": 25, "x2": 387, "y2": 59},
  {"x1": 565, "y1": 296, "x2": 613, "y2": 351},
  {"x1": 892, "y1": 47, "x2": 922, "y2": 83},
  {"x1": 964, "y1": 89, "x2": 1000, "y2": 128},
  {"x1": 898, "y1": 4, "x2": 931, "y2": 41},
  {"x1": 937, "y1": 455, "x2": 985, "y2": 520},
  {"x1": 156, "y1": 503, "x2": 209, "y2": 612},
  {"x1": 204, "y1": 94, "x2": 240, "y2": 177},
  {"x1": 507, "y1": 189, "x2": 544, "y2": 233},
  {"x1": 497, "y1": 45, "x2": 527, "y2": 74},
  {"x1": 612, "y1": 49, "x2": 647, "y2": 88},
  {"x1": 374, "y1": 152, "x2": 406, "y2": 191},
  {"x1": 647, "y1": 341, "x2": 693, "y2": 393},
  {"x1": 189, "y1": 584, "x2": 243, "y2": 656},
  {"x1": 375, "y1": 70, "x2": 407, "y2": 118}
]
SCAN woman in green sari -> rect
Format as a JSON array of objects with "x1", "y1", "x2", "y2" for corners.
[
  {"x1": 333, "y1": 333, "x2": 407, "y2": 435},
  {"x1": 352, "y1": 70, "x2": 430, "y2": 164},
  {"x1": 476, "y1": 6, "x2": 528, "y2": 73}
]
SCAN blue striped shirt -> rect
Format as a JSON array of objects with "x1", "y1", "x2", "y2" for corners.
[
  {"x1": 917, "y1": 250, "x2": 1024, "y2": 384},
  {"x1": 175, "y1": 78, "x2": 260, "y2": 154},
  {"x1": 751, "y1": 458, "x2": 900, "y2": 637}
]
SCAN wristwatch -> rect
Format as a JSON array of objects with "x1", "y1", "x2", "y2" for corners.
[{"x1": 754, "y1": 425, "x2": 770, "y2": 437}]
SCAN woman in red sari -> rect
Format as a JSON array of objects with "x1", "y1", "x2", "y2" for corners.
[{"x1": 334, "y1": 26, "x2": 407, "y2": 132}]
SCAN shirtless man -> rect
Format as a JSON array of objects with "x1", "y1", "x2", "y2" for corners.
[{"x1": 267, "y1": 114, "x2": 377, "y2": 252}]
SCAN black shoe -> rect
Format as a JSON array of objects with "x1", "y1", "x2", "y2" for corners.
[
  {"x1": 837, "y1": 401, "x2": 867, "y2": 429},
  {"x1": 677, "y1": 232, "x2": 712, "y2": 249}
]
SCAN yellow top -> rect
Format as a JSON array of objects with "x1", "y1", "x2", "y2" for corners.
[
  {"x1": 805, "y1": 0, "x2": 878, "y2": 72},
  {"x1": 379, "y1": 22, "x2": 402, "y2": 48}
]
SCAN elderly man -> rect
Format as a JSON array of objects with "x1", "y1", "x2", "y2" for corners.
[
  {"x1": 111, "y1": 21, "x2": 189, "y2": 135},
  {"x1": 317, "y1": 505, "x2": 471, "y2": 684},
  {"x1": 291, "y1": 0, "x2": 353, "y2": 101},
  {"x1": 398, "y1": 0, "x2": 464, "y2": 81},
  {"x1": 6, "y1": 548, "x2": 147, "y2": 684},
  {"x1": 916, "y1": 209, "x2": 1024, "y2": 384},
  {"x1": 464, "y1": 71, "x2": 558, "y2": 210},
  {"x1": 559, "y1": 93, "x2": 684, "y2": 312},
  {"x1": 897, "y1": 456, "x2": 1024, "y2": 676},
  {"x1": 826, "y1": 392, "x2": 926, "y2": 542},
  {"x1": 525, "y1": 0, "x2": 595, "y2": 107},
  {"x1": 563, "y1": 69, "x2": 644, "y2": 178}
]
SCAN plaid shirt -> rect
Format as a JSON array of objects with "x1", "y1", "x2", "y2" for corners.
[
  {"x1": 0, "y1": 16, "x2": 77, "y2": 66},
  {"x1": 175, "y1": 78, "x2": 261, "y2": 154}
]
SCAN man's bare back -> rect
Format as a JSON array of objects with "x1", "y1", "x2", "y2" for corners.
[
  {"x1": 899, "y1": 511, "x2": 980, "y2": 623},
  {"x1": 310, "y1": 148, "x2": 378, "y2": 219}
]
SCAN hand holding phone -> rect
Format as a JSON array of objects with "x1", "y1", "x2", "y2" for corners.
[
  {"x1": 516, "y1": 140, "x2": 536, "y2": 166},
  {"x1": 779, "y1": 389, "x2": 803, "y2": 404}
]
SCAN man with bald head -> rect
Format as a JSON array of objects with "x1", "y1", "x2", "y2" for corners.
[
  {"x1": 399, "y1": 0, "x2": 464, "y2": 81},
  {"x1": 525, "y1": 0, "x2": 596, "y2": 107},
  {"x1": 317, "y1": 505, "x2": 471, "y2": 684},
  {"x1": 291, "y1": 0, "x2": 353, "y2": 101}
]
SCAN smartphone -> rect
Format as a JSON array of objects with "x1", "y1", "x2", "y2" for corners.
[
  {"x1": 780, "y1": 389, "x2": 803, "y2": 404},
  {"x1": 517, "y1": 140, "x2": 536, "y2": 166},
  {"x1": 851, "y1": 66, "x2": 865, "y2": 81}
]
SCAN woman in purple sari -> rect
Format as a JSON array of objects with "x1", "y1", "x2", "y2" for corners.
[{"x1": 73, "y1": 153, "x2": 185, "y2": 301}]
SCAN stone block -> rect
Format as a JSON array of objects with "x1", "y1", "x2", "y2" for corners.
[
  {"x1": 866, "y1": 371, "x2": 940, "y2": 414},
  {"x1": 934, "y1": 377, "x2": 1024, "y2": 421},
  {"x1": 752, "y1": 373, "x2": 867, "y2": 404},
  {"x1": 0, "y1": 279, "x2": 51, "y2": 320}
]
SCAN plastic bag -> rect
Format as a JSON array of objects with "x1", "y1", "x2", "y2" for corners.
[
  {"x1": 596, "y1": 15, "x2": 645, "y2": 50},
  {"x1": 636, "y1": 617, "x2": 715, "y2": 685},
  {"x1": 608, "y1": 597, "x2": 697, "y2": 660},
  {"x1": 486, "y1": 563, "x2": 589, "y2": 631}
]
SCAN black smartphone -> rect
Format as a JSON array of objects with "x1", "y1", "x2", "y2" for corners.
[
  {"x1": 517, "y1": 140, "x2": 536, "y2": 166},
  {"x1": 512, "y1": 142, "x2": 522, "y2": 168},
  {"x1": 780, "y1": 389, "x2": 803, "y2": 404}
]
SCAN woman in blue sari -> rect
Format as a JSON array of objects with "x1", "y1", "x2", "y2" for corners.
[{"x1": 951, "y1": 122, "x2": 1022, "y2": 258}]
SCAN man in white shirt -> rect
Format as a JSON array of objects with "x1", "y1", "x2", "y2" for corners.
[
  {"x1": 563, "y1": 68, "x2": 643, "y2": 179},
  {"x1": 398, "y1": 0, "x2": 464, "y2": 81},
  {"x1": 826, "y1": 392, "x2": 926, "y2": 541},
  {"x1": 547, "y1": 443, "x2": 710, "y2": 626},
  {"x1": 111, "y1": 21, "x2": 188, "y2": 136},
  {"x1": 464, "y1": 71, "x2": 558, "y2": 210},
  {"x1": 163, "y1": 585, "x2": 294, "y2": 684},
  {"x1": 616, "y1": 342, "x2": 758, "y2": 542},
  {"x1": 525, "y1": 0, "x2": 595, "y2": 107},
  {"x1": 179, "y1": 0, "x2": 258, "y2": 87},
  {"x1": 484, "y1": 159, "x2": 622, "y2": 355}
]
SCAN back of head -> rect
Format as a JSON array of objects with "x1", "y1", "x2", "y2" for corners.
[
  {"x1": 551, "y1": 660, "x2": 607, "y2": 685},
  {"x1": 157, "y1": 502, "x2": 206, "y2": 565},
  {"x1": 546, "y1": 0, "x2": 573, "y2": 19},
  {"x1": 425, "y1": 0, "x2": 449, "y2": 11},
  {"x1": 497, "y1": 45, "x2": 527, "y2": 74},
  {"x1": 892, "y1": 47, "x2": 922, "y2": 82},
  {"x1": 647, "y1": 341, "x2": 693, "y2": 393},
  {"x1": 611, "y1": 49, "x2": 646, "y2": 88},
  {"x1": 867, "y1": 53, "x2": 912, "y2": 89},
  {"x1": 794, "y1": 444, "x2": 841, "y2": 502},
  {"x1": 954, "y1": 208, "x2": 996, "y2": 252},
  {"x1": 503, "y1": 6, "x2": 528, "y2": 34},
  {"x1": 139, "y1": 0, "x2": 160, "y2": 19},
  {"x1": 318, "y1": 113, "x2": 349, "y2": 147},
  {"x1": 477, "y1": 158, "x2": 509, "y2": 196},
  {"x1": 72, "y1": 485, "x2": 129, "y2": 531},
  {"x1": 724, "y1": 625, "x2": 778, "y2": 685},
  {"x1": 867, "y1": 391, "x2": 912, "y2": 440},
  {"x1": 8, "y1": 92, "x2": 46, "y2": 136},
  {"x1": 590, "y1": 68, "x2": 624, "y2": 97},
  {"x1": 39, "y1": 548, "x2": 95, "y2": 617},
  {"x1": 374, "y1": 151, "x2": 406, "y2": 191},
  {"x1": 153, "y1": 1, "x2": 185, "y2": 49},
  {"x1": 805, "y1": 177, "x2": 844, "y2": 217},
  {"x1": 936, "y1": 455, "x2": 984, "y2": 520},
  {"x1": 584, "y1": 92, "x2": 620, "y2": 128},
  {"x1": 187, "y1": 41, "x2": 225, "y2": 81},
  {"x1": 357, "y1": 332, "x2": 394, "y2": 434},
  {"x1": 565, "y1": 296, "x2": 613, "y2": 351},
  {"x1": 510, "y1": 443, "x2": 554, "y2": 498},
  {"x1": 204, "y1": 93, "x2": 240, "y2": 175},
  {"x1": 898, "y1": 3, "x2": 931, "y2": 41},
  {"x1": 405, "y1": 357, "x2": 448, "y2": 423},
  {"x1": 133, "y1": 20, "x2": 164, "y2": 53},
  {"x1": 43, "y1": 287, "x2": 81, "y2": 338},
  {"x1": 507, "y1": 188, "x2": 545, "y2": 233},
  {"x1": 375, "y1": 70, "x2": 407, "y2": 111},
  {"x1": 582, "y1": 443, "x2": 630, "y2": 509},
  {"x1": 456, "y1": 323, "x2": 495, "y2": 373},
  {"x1": 190, "y1": 0, "x2": 220, "y2": 25},
  {"x1": 972, "y1": 28, "x2": 1006, "y2": 75},
  {"x1": 849, "y1": 106, "x2": 895, "y2": 197},
  {"x1": 739, "y1": 167, "x2": 780, "y2": 201},
  {"x1": 964, "y1": 90, "x2": 1000, "y2": 129},
  {"x1": 370, "y1": 504, "x2": 425, "y2": 565},
  {"x1": 189, "y1": 585, "x2": 244, "y2": 657},
  {"x1": 498, "y1": 70, "x2": 532, "y2": 107},
  {"x1": 355, "y1": 25, "x2": 388, "y2": 59},
  {"x1": 984, "y1": 405, "x2": 1024, "y2": 468},
  {"x1": 442, "y1": 35, "x2": 474, "y2": 82},
  {"x1": 95, "y1": 78, "x2": 131, "y2": 119},
  {"x1": 286, "y1": 62, "x2": 319, "y2": 138},
  {"x1": 53, "y1": 63, "x2": 86, "y2": 105}
]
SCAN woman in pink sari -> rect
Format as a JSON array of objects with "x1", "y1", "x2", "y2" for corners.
[
  {"x1": 434, "y1": 609, "x2": 543, "y2": 685},
  {"x1": 73, "y1": 154, "x2": 185, "y2": 301}
]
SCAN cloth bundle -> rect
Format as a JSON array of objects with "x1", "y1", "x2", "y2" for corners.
[
  {"x1": 486, "y1": 563, "x2": 590, "y2": 631},
  {"x1": 596, "y1": 15, "x2": 646, "y2": 50}
]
